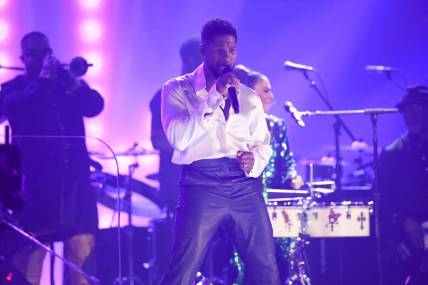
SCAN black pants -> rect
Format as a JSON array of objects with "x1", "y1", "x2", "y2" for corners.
[{"x1": 160, "y1": 157, "x2": 280, "y2": 285}]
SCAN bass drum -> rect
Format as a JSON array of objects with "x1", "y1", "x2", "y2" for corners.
[{"x1": 90, "y1": 171, "x2": 164, "y2": 228}]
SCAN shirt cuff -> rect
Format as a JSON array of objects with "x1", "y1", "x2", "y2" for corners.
[{"x1": 247, "y1": 158, "x2": 262, "y2": 178}]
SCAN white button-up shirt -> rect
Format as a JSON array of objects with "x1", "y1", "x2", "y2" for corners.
[{"x1": 161, "y1": 64, "x2": 272, "y2": 178}]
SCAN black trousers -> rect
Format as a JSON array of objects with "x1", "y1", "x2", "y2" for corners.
[{"x1": 160, "y1": 157, "x2": 281, "y2": 285}]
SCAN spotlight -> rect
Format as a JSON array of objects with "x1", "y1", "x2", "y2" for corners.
[
  {"x1": 79, "y1": 0, "x2": 101, "y2": 10},
  {"x1": 80, "y1": 19, "x2": 102, "y2": 42},
  {"x1": 0, "y1": 20, "x2": 8, "y2": 41},
  {"x1": 0, "y1": 0, "x2": 7, "y2": 8},
  {"x1": 87, "y1": 121, "x2": 104, "y2": 137},
  {"x1": 83, "y1": 51, "x2": 103, "y2": 75}
]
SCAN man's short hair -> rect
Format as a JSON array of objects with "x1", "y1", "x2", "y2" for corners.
[
  {"x1": 20, "y1": 31, "x2": 49, "y2": 49},
  {"x1": 201, "y1": 18, "x2": 237, "y2": 45}
]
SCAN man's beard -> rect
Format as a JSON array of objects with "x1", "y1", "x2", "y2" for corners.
[{"x1": 209, "y1": 63, "x2": 233, "y2": 78}]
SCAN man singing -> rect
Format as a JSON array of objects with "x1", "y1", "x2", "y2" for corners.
[{"x1": 160, "y1": 19, "x2": 280, "y2": 285}]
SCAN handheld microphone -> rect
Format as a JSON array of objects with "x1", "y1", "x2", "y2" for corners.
[
  {"x1": 222, "y1": 66, "x2": 239, "y2": 114},
  {"x1": 284, "y1": 60, "x2": 315, "y2": 72},
  {"x1": 284, "y1": 101, "x2": 305, "y2": 127}
]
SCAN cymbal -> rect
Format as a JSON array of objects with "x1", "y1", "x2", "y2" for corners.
[
  {"x1": 324, "y1": 142, "x2": 373, "y2": 154},
  {"x1": 88, "y1": 150, "x2": 108, "y2": 157},
  {"x1": 89, "y1": 148, "x2": 158, "y2": 159},
  {"x1": 299, "y1": 157, "x2": 350, "y2": 166},
  {"x1": 114, "y1": 148, "x2": 158, "y2": 156}
]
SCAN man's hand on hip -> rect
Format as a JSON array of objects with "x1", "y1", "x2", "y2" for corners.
[{"x1": 237, "y1": 151, "x2": 254, "y2": 174}]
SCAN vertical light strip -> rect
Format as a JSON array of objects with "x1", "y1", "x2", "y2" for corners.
[
  {"x1": 78, "y1": 0, "x2": 104, "y2": 141},
  {"x1": 0, "y1": 1, "x2": 10, "y2": 78}
]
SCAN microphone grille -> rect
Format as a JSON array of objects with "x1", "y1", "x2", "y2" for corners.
[{"x1": 284, "y1": 101, "x2": 292, "y2": 110}]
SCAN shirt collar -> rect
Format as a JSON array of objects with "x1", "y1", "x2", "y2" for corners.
[{"x1": 190, "y1": 63, "x2": 207, "y2": 93}]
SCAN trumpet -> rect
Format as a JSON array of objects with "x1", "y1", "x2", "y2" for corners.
[{"x1": 0, "y1": 56, "x2": 93, "y2": 77}]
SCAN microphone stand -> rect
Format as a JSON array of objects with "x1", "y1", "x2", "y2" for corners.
[
  {"x1": 301, "y1": 71, "x2": 357, "y2": 192},
  {"x1": 0, "y1": 130, "x2": 106, "y2": 284},
  {"x1": 299, "y1": 107, "x2": 399, "y2": 285},
  {"x1": 0, "y1": 212, "x2": 101, "y2": 284},
  {"x1": 383, "y1": 70, "x2": 407, "y2": 91}
]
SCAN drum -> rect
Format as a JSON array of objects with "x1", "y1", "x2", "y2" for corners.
[
  {"x1": 306, "y1": 202, "x2": 372, "y2": 237},
  {"x1": 90, "y1": 172, "x2": 164, "y2": 228},
  {"x1": 267, "y1": 202, "x2": 301, "y2": 238},
  {"x1": 268, "y1": 201, "x2": 372, "y2": 238}
]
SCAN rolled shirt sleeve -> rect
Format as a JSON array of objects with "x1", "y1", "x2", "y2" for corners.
[{"x1": 161, "y1": 80, "x2": 212, "y2": 151}]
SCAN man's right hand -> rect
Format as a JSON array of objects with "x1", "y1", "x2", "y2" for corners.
[
  {"x1": 39, "y1": 55, "x2": 79, "y2": 91},
  {"x1": 215, "y1": 72, "x2": 240, "y2": 97},
  {"x1": 40, "y1": 55, "x2": 61, "y2": 79}
]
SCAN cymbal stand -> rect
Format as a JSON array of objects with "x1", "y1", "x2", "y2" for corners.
[
  {"x1": 301, "y1": 71, "x2": 358, "y2": 192},
  {"x1": 286, "y1": 164, "x2": 320, "y2": 285},
  {"x1": 114, "y1": 154, "x2": 142, "y2": 285},
  {"x1": 286, "y1": 211, "x2": 311, "y2": 285},
  {"x1": 0, "y1": 212, "x2": 100, "y2": 284}
]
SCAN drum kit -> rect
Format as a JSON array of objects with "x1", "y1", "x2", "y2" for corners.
[{"x1": 267, "y1": 165, "x2": 373, "y2": 285}]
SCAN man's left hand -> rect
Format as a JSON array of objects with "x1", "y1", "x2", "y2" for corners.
[{"x1": 237, "y1": 151, "x2": 254, "y2": 173}]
